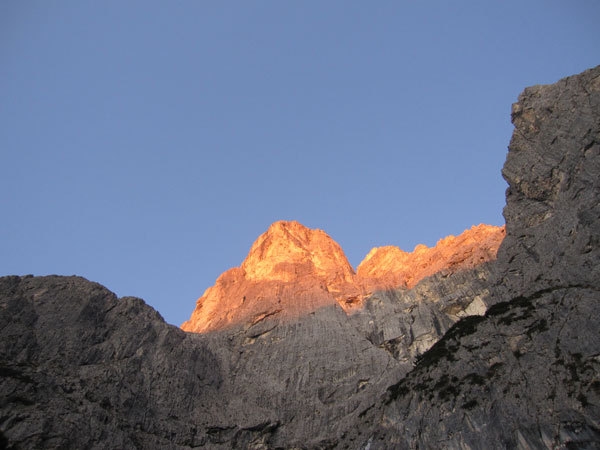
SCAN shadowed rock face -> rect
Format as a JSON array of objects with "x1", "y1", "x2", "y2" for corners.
[
  {"x1": 498, "y1": 69, "x2": 600, "y2": 299},
  {"x1": 0, "y1": 275, "x2": 225, "y2": 449},
  {"x1": 368, "y1": 65, "x2": 600, "y2": 449},
  {"x1": 1, "y1": 65, "x2": 599, "y2": 449}
]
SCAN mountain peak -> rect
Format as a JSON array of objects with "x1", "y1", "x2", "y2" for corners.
[
  {"x1": 181, "y1": 221, "x2": 359, "y2": 333},
  {"x1": 181, "y1": 221, "x2": 505, "y2": 333},
  {"x1": 357, "y1": 224, "x2": 505, "y2": 290},
  {"x1": 241, "y1": 220, "x2": 355, "y2": 285}
]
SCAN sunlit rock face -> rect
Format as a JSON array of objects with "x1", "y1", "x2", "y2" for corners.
[
  {"x1": 356, "y1": 224, "x2": 505, "y2": 292},
  {"x1": 181, "y1": 220, "x2": 505, "y2": 333},
  {"x1": 181, "y1": 220, "x2": 361, "y2": 333},
  {"x1": 241, "y1": 220, "x2": 355, "y2": 284}
]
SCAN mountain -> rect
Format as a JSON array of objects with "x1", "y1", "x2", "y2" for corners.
[
  {"x1": 355, "y1": 223, "x2": 504, "y2": 292},
  {"x1": 1, "y1": 65, "x2": 599, "y2": 449},
  {"x1": 368, "y1": 65, "x2": 600, "y2": 448},
  {"x1": 181, "y1": 220, "x2": 360, "y2": 333},
  {"x1": 182, "y1": 221, "x2": 505, "y2": 333}
]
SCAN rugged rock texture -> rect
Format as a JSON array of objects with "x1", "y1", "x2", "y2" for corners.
[
  {"x1": 188, "y1": 260, "x2": 505, "y2": 448},
  {"x1": 368, "y1": 65, "x2": 600, "y2": 449},
  {"x1": 1, "y1": 66, "x2": 599, "y2": 449},
  {"x1": 370, "y1": 286, "x2": 600, "y2": 449},
  {"x1": 497, "y1": 68, "x2": 600, "y2": 300},
  {"x1": 0, "y1": 275, "x2": 225, "y2": 449},
  {"x1": 181, "y1": 220, "x2": 360, "y2": 333},
  {"x1": 357, "y1": 224, "x2": 504, "y2": 291},
  {"x1": 182, "y1": 221, "x2": 504, "y2": 333},
  {"x1": 349, "y1": 263, "x2": 496, "y2": 364}
]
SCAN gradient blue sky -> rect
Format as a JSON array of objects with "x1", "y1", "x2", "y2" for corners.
[{"x1": 2, "y1": 2, "x2": 599, "y2": 326}]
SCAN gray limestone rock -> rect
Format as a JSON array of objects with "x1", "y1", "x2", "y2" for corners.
[
  {"x1": 368, "y1": 65, "x2": 600, "y2": 449},
  {"x1": 370, "y1": 286, "x2": 600, "y2": 449},
  {"x1": 349, "y1": 263, "x2": 495, "y2": 363},
  {"x1": 497, "y1": 65, "x2": 600, "y2": 299},
  {"x1": 0, "y1": 270, "x2": 479, "y2": 449},
  {"x1": 0, "y1": 275, "x2": 224, "y2": 449},
  {"x1": 1, "y1": 65, "x2": 599, "y2": 449}
]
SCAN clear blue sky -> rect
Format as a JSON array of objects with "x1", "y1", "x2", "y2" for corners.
[{"x1": 2, "y1": 2, "x2": 598, "y2": 326}]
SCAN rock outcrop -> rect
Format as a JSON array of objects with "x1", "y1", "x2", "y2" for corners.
[
  {"x1": 1, "y1": 65, "x2": 599, "y2": 449},
  {"x1": 182, "y1": 221, "x2": 504, "y2": 333},
  {"x1": 0, "y1": 275, "x2": 224, "y2": 449},
  {"x1": 356, "y1": 223, "x2": 504, "y2": 291},
  {"x1": 181, "y1": 220, "x2": 360, "y2": 333},
  {"x1": 368, "y1": 65, "x2": 600, "y2": 449}
]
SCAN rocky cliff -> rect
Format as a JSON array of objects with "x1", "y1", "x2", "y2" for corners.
[
  {"x1": 1, "y1": 65, "x2": 599, "y2": 449},
  {"x1": 355, "y1": 223, "x2": 504, "y2": 292},
  {"x1": 181, "y1": 220, "x2": 360, "y2": 333},
  {"x1": 367, "y1": 65, "x2": 600, "y2": 449},
  {"x1": 182, "y1": 221, "x2": 504, "y2": 333},
  {"x1": 0, "y1": 276, "x2": 225, "y2": 448}
]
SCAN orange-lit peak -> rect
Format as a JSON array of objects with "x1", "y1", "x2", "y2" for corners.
[
  {"x1": 182, "y1": 221, "x2": 506, "y2": 333},
  {"x1": 241, "y1": 220, "x2": 355, "y2": 284},
  {"x1": 357, "y1": 246, "x2": 410, "y2": 278},
  {"x1": 356, "y1": 224, "x2": 505, "y2": 290},
  {"x1": 181, "y1": 220, "x2": 358, "y2": 333}
]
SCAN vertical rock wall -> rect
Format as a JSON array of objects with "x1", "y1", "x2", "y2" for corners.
[{"x1": 369, "y1": 65, "x2": 600, "y2": 450}]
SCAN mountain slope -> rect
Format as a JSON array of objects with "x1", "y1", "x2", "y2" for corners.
[
  {"x1": 0, "y1": 275, "x2": 224, "y2": 448},
  {"x1": 1, "y1": 65, "x2": 598, "y2": 449}
]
